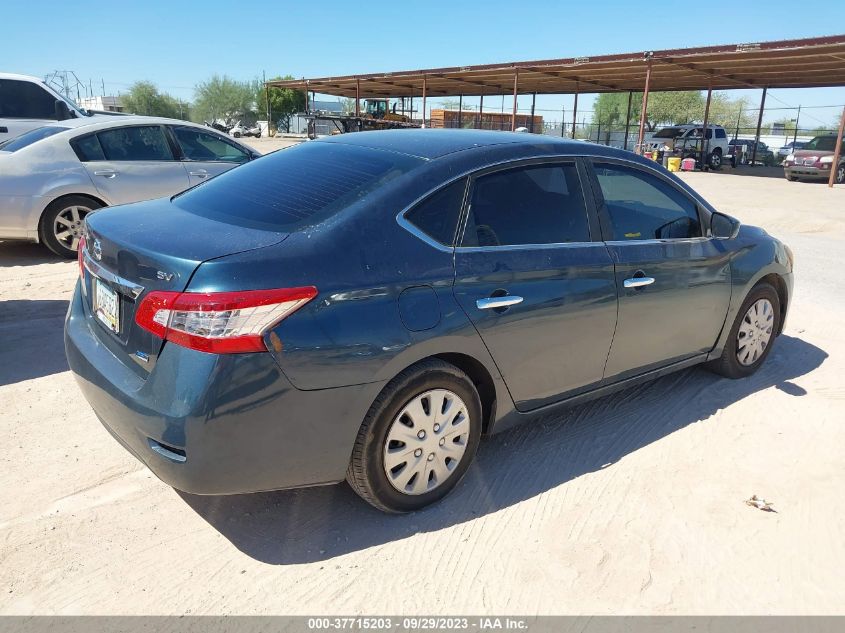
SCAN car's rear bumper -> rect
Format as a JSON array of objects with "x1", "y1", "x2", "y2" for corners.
[
  {"x1": 64, "y1": 281, "x2": 384, "y2": 495},
  {"x1": 784, "y1": 165, "x2": 831, "y2": 180}
]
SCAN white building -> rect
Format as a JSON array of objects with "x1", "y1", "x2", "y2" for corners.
[{"x1": 78, "y1": 95, "x2": 124, "y2": 113}]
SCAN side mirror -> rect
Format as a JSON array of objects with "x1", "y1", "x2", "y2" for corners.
[
  {"x1": 54, "y1": 100, "x2": 72, "y2": 121},
  {"x1": 710, "y1": 211, "x2": 740, "y2": 239}
]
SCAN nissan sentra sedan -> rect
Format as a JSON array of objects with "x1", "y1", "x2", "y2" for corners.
[{"x1": 65, "y1": 130, "x2": 794, "y2": 513}]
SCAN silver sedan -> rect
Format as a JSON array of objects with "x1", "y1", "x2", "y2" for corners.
[{"x1": 0, "y1": 116, "x2": 260, "y2": 257}]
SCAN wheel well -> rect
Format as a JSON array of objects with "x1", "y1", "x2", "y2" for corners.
[
  {"x1": 432, "y1": 353, "x2": 497, "y2": 434},
  {"x1": 758, "y1": 273, "x2": 788, "y2": 335},
  {"x1": 38, "y1": 193, "x2": 107, "y2": 239}
]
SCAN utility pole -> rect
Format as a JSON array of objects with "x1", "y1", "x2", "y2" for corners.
[{"x1": 793, "y1": 105, "x2": 801, "y2": 145}]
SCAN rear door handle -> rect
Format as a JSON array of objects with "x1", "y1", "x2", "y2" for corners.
[
  {"x1": 476, "y1": 296, "x2": 523, "y2": 310},
  {"x1": 189, "y1": 169, "x2": 209, "y2": 178},
  {"x1": 623, "y1": 276, "x2": 655, "y2": 288},
  {"x1": 93, "y1": 169, "x2": 116, "y2": 178}
]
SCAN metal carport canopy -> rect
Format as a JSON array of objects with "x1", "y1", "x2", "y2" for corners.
[{"x1": 267, "y1": 35, "x2": 845, "y2": 97}]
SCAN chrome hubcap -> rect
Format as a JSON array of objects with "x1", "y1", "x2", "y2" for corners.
[
  {"x1": 383, "y1": 389, "x2": 471, "y2": 495},
  {"x1": 736, "y1": 298, "x2": 774, "y2": 366},
  {"x1": 54, "y1": 205, "x2": 91, "y2": 251}
]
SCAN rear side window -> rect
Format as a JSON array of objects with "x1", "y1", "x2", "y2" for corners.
[
  {"x1": 0, "y1": 79, "x2": 57, "y2": 119},
  {"x1": 70, "y1": 134, "x2": 106, "y2": 161},
  {"x1": 404, "y1": 178, "x2": 466, "y2": 246},
  {"x1": 715, "y1": 128, "x2": 726, "y2": 139},
  {"x1": 173, "y1": 141, "x2": 423, "y2": 231},
  {"x1": 0, "y1": 126, "x2": 68, "y2": 152},
  {"x1": 172, "y1": 126, "x2": 250, "y2": 163},
  {"x1": 461, "y1": 163, "x2": 590, "y2": 247},
  {"x1": 592, "y1": 162, "x2": 701, "y2": 240},
  {"x1": 96, "y1": 126, "x2": 173, "y2": 161}
]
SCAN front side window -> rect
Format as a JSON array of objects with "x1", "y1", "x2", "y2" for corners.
[
  {"x1": 405, "y1": 178, "x2": 466, "y2": 246},
  {"x1": 172, "y1": 127, "x2": 250, "y2": 163},
  {"x1": 96, "y1": 126, "x2": 173, "y2": 161},
  {"x1": 0, "y1": 79, "x2": 57, "y2": 119},
  {"x1": 715, "y1": 128, "x2": 726, "y2": 139},
  {"x1": 462, "y1": 163, "x2": 590, "y2": 247},
  {"x1": 592, "y1": 162, "x2": 701, "y2": 241}
]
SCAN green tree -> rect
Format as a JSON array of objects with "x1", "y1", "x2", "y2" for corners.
[
  {"x1": 193, "y1": 75, "x2": 256, "y2": 125},
  {"x1": 255, "y1": 76, "x2": 305, "y2": 132},
  {"x1": 121, "y1": 81, "x2": 187, "y2": 119},
  {"x1": 706, "y1": 94, "x2": 755, "y2": 132}
]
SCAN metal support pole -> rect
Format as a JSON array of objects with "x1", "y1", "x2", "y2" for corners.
[
  {"x1": 828, "y1": 105, "x2": 845, "y2": 188},
  {"x1": 478, "y1": 94, "x2": 484, "y2": 129},
  {"x1": 636, "y1": 57, "x2": 653, "y2": 154},
  {"x1": 305, "y1": 82, "x2": 309, "y2": 115},
  {"x1": 751, "y1": 87, "x2": 767, "y2": 166},
  {"x1": 422, "y1": 76, "x2": 427, "y2": 128},
  {"x1": 530, "y1": 92, "x2": 536, "y2": 133},
  {"x1": 458, "y1": 94, "x2": 462, "y2": 128},
  {"x1": 409, "y1": 96, "x2": 413, "y2": 122},
  {"x1": 561, "y1": 106, "x2": 565, "y2": 137},
  {"x1": 793, "y1": 105, "x2": 801, "y2": 145},
  {"x1": 511, "y1": 69, "x2": 519, "y2": 132},
  {"x1": 571, "y1": 84, "x2": 579, "y2": 139},
  {"x1": 701, "y1": 82, "x2": 713, "y2": 170},
  {"x1": 623, "y1": 91, "x2": 633, "y2": 150},
  {"x1": 355, "y1": 79, "x2": 360, "y2": 116}
]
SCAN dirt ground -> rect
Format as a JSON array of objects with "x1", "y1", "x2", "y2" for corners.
[{"x1": 1, "y1": 160, "x2": 843, "y2": 615}]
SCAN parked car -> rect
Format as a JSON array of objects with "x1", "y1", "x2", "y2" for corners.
[
  {"x1": 66, "y1": 130, "x2": 794, "y2": 513},
  {"x1": 0, "y1": 72, "x2": 106, "y2": 141},
  {"x1": 645, "y1": 124, "x2": 730, "y2": 169},
  {"x1": 230, "y1": 121, "x2": 261, "y2": 138},
  {"x1": 729, "y1": 139, "x2": 776, "y2": 166},
  {"x1": 777, "y1": 140, "x2": 806, "y2": 163},
  {"x1": 782, "y1": 134, "x2": 845, "y2": 183},
  {"x1": 0, "y1": 116, "x2": 260, "y2": 257}
]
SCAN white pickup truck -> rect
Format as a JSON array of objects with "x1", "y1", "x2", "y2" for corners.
[
  {"x1": 645, "y1": 124, "x2": 731, "y2": 170},
  {"x1": 0, "y1": 73, "x2": 106, "y2": 142}
]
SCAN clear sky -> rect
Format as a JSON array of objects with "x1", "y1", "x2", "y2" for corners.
[{"x1": 4, "y1": 0, "x2": 844, "y2": 126}]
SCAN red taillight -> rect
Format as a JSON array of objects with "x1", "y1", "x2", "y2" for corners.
[
  {"x1": 78, "y1": 235, "x2": 86, "y2": 280},
  {"x1": 134, "y1": 287, "x2": 318, "y2": 354}
]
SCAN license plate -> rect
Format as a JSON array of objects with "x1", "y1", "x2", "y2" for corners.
[{"x1": 94, "y1": 279, "x2": 120, "y2": 334}]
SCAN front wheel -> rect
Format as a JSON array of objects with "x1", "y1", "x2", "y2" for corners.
[
  {"x1": 835, "y1": 163, "x2": 845, "y2": 184},
  {"x1": 346, "y1": 359, "x2": 482, "y2": 513},
  {"x1": 39, "y1": 196, "x2": 101, "y2": 258},
  {"x1": 706, "y1": 282, "x2": 780, "y2": 379}
]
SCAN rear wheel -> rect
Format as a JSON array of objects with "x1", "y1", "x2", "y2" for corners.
[
  {"x1": 39, "y1": 196, "x2": 102, "y2": 258},
  {"x1": 706, "y1": 282, "x2": 780, "y2": 379},
  {"x1": 347, "y1": 359, "x2": 482, "y2": 513},
  {"x1": 708, "y1": 149, "x2": 723, "y2": 170}
]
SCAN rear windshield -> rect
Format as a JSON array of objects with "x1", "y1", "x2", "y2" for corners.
[
  {"x1": 172, "y1": 141, "x2": 423, "y2": 231},
  {"x1": 0, "y1": 126, "x2": 68, "y2": 152}
]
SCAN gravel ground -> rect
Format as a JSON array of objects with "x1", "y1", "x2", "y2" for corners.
[{"x1": 0, "y1": 162, "x2": 843, "y2": 615}]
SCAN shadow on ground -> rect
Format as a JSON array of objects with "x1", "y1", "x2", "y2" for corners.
[
  {"x1": 180, "y1": 334, "x2": 826, "y2": 565},
  {"x1": 0, "y1": 299, "x2": 70, "y2": 385},
  {"x1": 0, "y1": 241, "x2": 65, "y2": 267}
]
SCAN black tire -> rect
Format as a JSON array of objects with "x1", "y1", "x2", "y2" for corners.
[
  {"x1": 835, "y1": 163, "x2": 845, "y2": 185},
  {"x1": 39, "y1": 195, "x2": 102, "y2": 258},
  {"x1": 785, "y1": 174, "x2": 798, "y2": 182},
  {"x1": 708, "y1": 149, "x2": 723, "y2": 170},
  {"x1": 706, "y1": 282, "x2": 781, "y2": 379},
  {"x1": 233, "y1": 131, "x2": 241, "y2": 138},
  {"x1": 346, "y1": 359, "x2": 482, "y2": 513}
]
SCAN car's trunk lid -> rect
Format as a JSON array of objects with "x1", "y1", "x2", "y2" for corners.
[{"x1": 81, "y1": 198, "x2": 287, "y2": 374}]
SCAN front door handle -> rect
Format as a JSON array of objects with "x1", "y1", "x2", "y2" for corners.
[
  {"x1": 623, "y1": 276, "x2": 655, "y2": 289},
  {"x1": 189, "y1": 169, "x2": 209, "y2": 178},
  {"x1": 476, "y1": 295, "x2": 523, "y2": 310},
  {"x1": 93, "y1": 169, "x2": 116, "y2": 178}
]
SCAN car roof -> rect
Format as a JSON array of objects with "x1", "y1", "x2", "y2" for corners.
[
  {"x1": 37, "y1": 115, "x2": 209, "y2": 133},
  {"x1": 318, "y1": 128, "x2": 604, "y2": 160},
  {"x1": 0, "y1": 72, "x2": 43, "y2": 82}
]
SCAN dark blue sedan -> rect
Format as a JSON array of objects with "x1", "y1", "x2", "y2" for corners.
[{"x1": 65, "y1": 130, "x2": 794, "y2": 513}]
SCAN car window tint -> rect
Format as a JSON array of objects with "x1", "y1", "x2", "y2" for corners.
[
  {"x1": 404, "y1": 178, "x2": 466, "y2": 246},
  {"x1": 592, "y1": 162, "x2": 701, "y2": 241},
  {"x1": 70, "y1": 134, "x2": 106, "y2": 161},
  {"x1": 0, "y1": 79, "x2": 57, "y2": 119},
  {"x1": 172, "y1": 141, "x2": 423, "y2": 231},
  {"x1": 462, "y1": 163, "x2": 589, "y2": 247},
  {"x1": 0, "y1": 126, "x2": 68, "y2": 152},
  {"x1": 715, "y1": 128, "x2": 726, "y2": 139},
  {"x1": 96, "y1": 126, "x2": 172, "y2": 161},
  {"x1": 173, "y1": 127, "x2": 249, "y2": 163}
]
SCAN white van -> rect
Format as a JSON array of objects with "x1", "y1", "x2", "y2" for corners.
[{"x1": 0, "y1": 73, "x2": 91, "y2": 142}]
